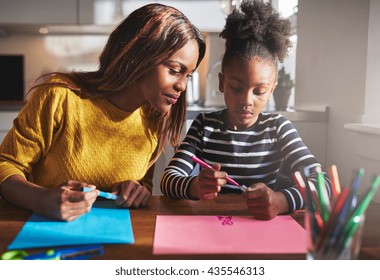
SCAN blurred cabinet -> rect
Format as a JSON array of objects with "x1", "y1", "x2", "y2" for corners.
[
  {"x1": 83, "y1": 0, "x2": 227, "y2": 32},
  {"x1": 0, "y1": 1, "x2": 226, "y2": 33},
  {"x1": 0, "y1": 111, "x2": 18, "y2": 143},
  {"x1": 0, "y1": 0, "x2": 78, "y2": 25},
  {"x1": 118, "y1": 0, "x2": 227, "y2": 32}
]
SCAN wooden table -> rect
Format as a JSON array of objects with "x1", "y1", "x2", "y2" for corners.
[{"x1": 1, "y1": 195, "x2": 380, "y2": 260}]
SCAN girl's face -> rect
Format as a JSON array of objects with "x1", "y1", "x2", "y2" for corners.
[
  {"x1": 219, "y1": 57, "x2": 277, "y2": 130},
  {"x1": 140, "y1": 39, "x2": 199, "y2": 114}
]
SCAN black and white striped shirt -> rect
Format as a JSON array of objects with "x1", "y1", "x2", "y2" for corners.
[{"x1": 160, "y1": 109, "x2": 330, "y2": 212}]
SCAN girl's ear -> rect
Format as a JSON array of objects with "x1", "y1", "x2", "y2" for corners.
[
  {"x1": 218, "y1": 72, "x2": 224, "y2": 93},
  {"x1": 269, "y1": 81, "x2": 278, "y2": 97}
]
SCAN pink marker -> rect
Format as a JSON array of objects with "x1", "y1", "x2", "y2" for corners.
[{"x1": 191, "y1": 155, "x2": 247, "y2": 192}]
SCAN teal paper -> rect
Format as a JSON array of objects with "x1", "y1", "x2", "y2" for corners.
[{"x1": 8, "y1": 201, "x2": 134, "y2": 250}]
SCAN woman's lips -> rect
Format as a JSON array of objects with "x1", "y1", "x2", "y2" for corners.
[
  {"x1": 165, "y1": 94, "x2": 179, "y2": 105},
  {"x1": 169, "y1": 97, "x2": 178, "y2": 105}
]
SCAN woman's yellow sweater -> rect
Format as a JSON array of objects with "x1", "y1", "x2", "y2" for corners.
[{"x1": 0, "y1": 85, "x2": 158, "y2": 192}]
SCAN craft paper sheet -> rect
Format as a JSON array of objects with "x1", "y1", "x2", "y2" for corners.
[
  {"x1": 8, "y1": 201, "x2": 134, "y2": 250},
  {"x1": 153, "y1": 215, "x2": 307, "y2": 254}
]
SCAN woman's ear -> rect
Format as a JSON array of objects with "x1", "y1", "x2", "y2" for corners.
[{"x1": 218, "y1": 72, "x2": 224, "y2": 93}]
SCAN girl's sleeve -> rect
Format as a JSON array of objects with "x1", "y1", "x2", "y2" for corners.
[
  {"x1": 0, "y1": 87, "x2": 64, "y2": 186},
  {"x1": 160, "y1": 113, "x2": 205, "y2": 200},
  {"x1": 275, "y1": 116, "x2": 331, "y2": 212}
]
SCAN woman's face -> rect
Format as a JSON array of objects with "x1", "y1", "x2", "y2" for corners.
[
  {"x1": 140, "y1": 39, "x2": 199, "y2": 114},
  {"x1": 219, "y1": 57, "x2": 277, "y2": 130}
]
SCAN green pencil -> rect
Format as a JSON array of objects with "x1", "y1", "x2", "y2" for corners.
[
  {"x1": 316, "y1": 167, "x2": 330, "y2": 222},
  {"x1": 336, "y1": 176, "x2": 380, "y2": 256}
]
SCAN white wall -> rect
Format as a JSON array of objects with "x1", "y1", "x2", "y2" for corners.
[{"x1": 296, "y1": 0, "x2": 380, "y2": 200}]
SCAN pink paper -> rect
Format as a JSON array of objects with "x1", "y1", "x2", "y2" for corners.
[{"x1": 153, "y1": 215, "x2": 307, "y2": 255}]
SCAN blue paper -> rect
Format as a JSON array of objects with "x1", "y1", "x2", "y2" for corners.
[{"x1": 8, "y1": 201, "x2": 134, "y2": 250}]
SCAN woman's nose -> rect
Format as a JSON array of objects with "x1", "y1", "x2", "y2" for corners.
[{"x1": 174, "y1": 77, "x2": 187, "y2": 93}]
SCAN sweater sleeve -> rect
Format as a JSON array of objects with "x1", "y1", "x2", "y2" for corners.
[
  {"x1": 160, "y1": 113, "x2": 206, "y2": 199},
  {"x1": 139, "y1": 162, "x2": 155, "y2": 193},
  {"x1": 0, "y1": 86, "x2": 64, "y2": 186},
  {"x1": 275, "y1": 115, "x2": 331, "y2": 212}
]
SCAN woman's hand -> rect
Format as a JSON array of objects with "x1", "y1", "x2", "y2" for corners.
[
  {"x1": 0, "y1": 175, "x2": 98, "y2": 222},
  {"x1": 189, "y1": 164, "x2": 227, "y2": 200},
  {"x1": 112, "y1": 180, "x2": 151, "y2": 208},
  {"x1": 40, "y1": 180, "x2": 98, "y2": 222},
  {"x1": 242, "y1": 182, "x2": 289, "y2": 220}
]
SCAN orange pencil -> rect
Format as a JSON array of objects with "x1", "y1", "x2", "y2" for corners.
[
  {"x1": 293, "y1": 171, "x2": 306, "y2": 199},
  {"x1": 329, "y1": 165, "x2": 341, "y2": 200}
]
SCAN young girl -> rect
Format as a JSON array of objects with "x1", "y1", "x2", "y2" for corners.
[
  {"x1": 0, "y1": 3, "x2": 206, "y2": 221},
  {"x1": 160, "y1": 0, "x2": 330, "y2": 220}
]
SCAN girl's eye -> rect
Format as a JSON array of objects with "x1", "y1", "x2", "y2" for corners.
[
  {"x1": 255, "y1": 91, "x2": 266, "y2": 96},
  {"x1": 230, "y1": 86, "x2": 242, "y2": 93},
  {"x1": 254, "y1": 88, "x2": 269, "y2": 96}
]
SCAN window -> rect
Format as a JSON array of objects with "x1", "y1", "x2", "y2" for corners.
[{"x1": 266, "y1": 0, "x2": 298, "y2": 111}]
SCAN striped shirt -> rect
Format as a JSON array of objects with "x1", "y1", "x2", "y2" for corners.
[{"x1": 160, "y1": 109, "x2": 331, "y2": 212}]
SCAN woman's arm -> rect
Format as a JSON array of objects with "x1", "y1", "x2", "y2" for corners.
[
  {"x1": 0, "y1": 84, "x2": 99, "y2": 221},
  {"x1": 0, "y1": 175, "x2": 98, "y2": 221},
  {"x1": 112, "y1": 151, "x2": 157, "y2": 208}
]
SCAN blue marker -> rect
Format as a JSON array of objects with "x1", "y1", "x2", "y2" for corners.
[
  {"x1": 82, "y1": 187, "x2": 117, "y2": 200},
  {"x1": 350, "y1": 168, "x2": 364, "y2": 208}
]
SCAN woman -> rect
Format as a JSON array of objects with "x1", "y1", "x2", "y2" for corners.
[{"x1": 0, "y1": 3, "x2": 206, "y2": 221}]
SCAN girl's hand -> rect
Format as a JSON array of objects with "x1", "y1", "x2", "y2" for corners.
[
  {"x1": 242, "y1": 182, "x2": 289, "y2": 220},
  {"x1": 40, "y1": 180, "x2": 98, "y2": 222},
  {"x1": 112, "y1": 180, "x2": 151, "y2": 208},
  {"x1": 190, "y1": 164, "x2": 227, "y2": 200}
]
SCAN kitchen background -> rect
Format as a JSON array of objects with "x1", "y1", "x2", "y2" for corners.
[{"x1": 0, "y1": 0, "x2": 379, "y2": 199}]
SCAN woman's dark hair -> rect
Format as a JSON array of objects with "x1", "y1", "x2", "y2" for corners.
[
  {"x1": 28, "y1": 3, "x2": 206, "y2": 166},
  {"x1": 220, "y1": 0, "x2": 292, "y2": 71}
]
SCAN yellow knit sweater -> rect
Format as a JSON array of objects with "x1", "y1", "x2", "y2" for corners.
[{"x1": 0, "y1": 84, "x2": 158, "y2": 192}]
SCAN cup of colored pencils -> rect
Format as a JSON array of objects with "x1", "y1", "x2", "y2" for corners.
[{"x1": 293, "y1": 165, "x2": 380, "y2": 260}]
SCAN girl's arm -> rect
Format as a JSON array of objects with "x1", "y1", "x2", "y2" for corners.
[
  {"x1": 160, "y1": 114, "x2": 205, "y2": 199},
  {"x1": 243, "y1": 182, "x2": 290, "y2": 220},
  {"x1": 275, "y1": 116, "x2": 331, "y2": 212},
  {"x1": 160, "y1": 143, "x2": 199, "y2": 199}
]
